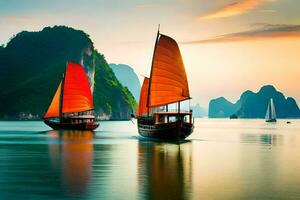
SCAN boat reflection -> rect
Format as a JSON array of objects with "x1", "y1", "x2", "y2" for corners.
[
  {"x1": 47, "y1": 130, "x2": 94, "y2": 197},
  {"x1": 138, "y1": 141, "x2": 192, "y2": 200},
  {"x1": 240, "y1": 133, "x2": 283, "y2": 147},
  {"x1": 260, "y1": 134, "x2": 283, "y2": 146}
]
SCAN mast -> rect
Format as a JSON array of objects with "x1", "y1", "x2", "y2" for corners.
[
  {"x1": 166, "y1": 104, "x2": 169, "y2": 123},
  {"x1": 59, "y1": 63, "x2": 67, "y2": 122},
  {"x1": 147, "y1": 24, "x2": 160, "y2": 117},
  {"x1": 59, "y1": 73, "x2": 65, "y2": 122}
]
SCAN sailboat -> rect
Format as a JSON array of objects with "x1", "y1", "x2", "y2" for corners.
[
  {"x1": 265, "y1": 98, "x2": 277, "y2": 123},
  {"x1": 137, "y1": 28, "x2": 194, "y2": 141},
  {"x1": 43, "y1": 62, "x2": 99, "y2": 130}
]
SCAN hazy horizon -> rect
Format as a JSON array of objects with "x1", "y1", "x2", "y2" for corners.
[{"x1": 1, "y1": 0, "x2": 299, "y2": 108}]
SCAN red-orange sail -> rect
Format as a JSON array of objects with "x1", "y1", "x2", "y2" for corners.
[
  {"x1": 148, "y1": 34, "x2": 190, "y2": 107},
  {"x1": 62, "y1": 62, "x2": 93, "y2": 113},
  {"x1": 44, "y1": 82, "x2": 62, "y2": 118},
  {"x1": 44, "y1": 62, "x2": 93, "y2": 118},
  {"x1": 137, "y1": 77, "x2": 150, "y2": 117}
]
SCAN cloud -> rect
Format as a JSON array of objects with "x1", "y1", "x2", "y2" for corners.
[
  {"x1": 198, "y1": 0, "x2": 272, "y2": 20},
  {"x1": 136, "y1": 3, "x2": 159, "y2": 9},
  {"x1": 119, "y1": 40, "x2": 145, "y2": 45},
  {"x1": 182, "y1": 24, "x2": 300, "y2": 44},
  {"x1": 258, "y1": 9, "x2": 276, "y2": 13},
  {"x1": 0, "y1": 16, "x2": 34, "y2": 24}
]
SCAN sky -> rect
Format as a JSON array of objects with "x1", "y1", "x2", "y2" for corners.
[{"x1": 0, "y1": 0, "x2": 299, "y2": 108}]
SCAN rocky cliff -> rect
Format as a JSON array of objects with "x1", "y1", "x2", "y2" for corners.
[
  {"x1": 0, "y1": 26, "x2": 136, "y2": 120},
  {"x1": 209, "y1": 85, "x2": 300, "y2": 118},
  {"x1": 109, "y1": 63, "x2": 141, "y2": 101}
]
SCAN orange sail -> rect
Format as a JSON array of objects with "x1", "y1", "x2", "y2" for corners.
[
  {"x1": 149, "y1": 34, "x2": 190, "y2": 107},
  {"x1": 44, "y1": 82, "x2": 62, "y2": 118},
  {"x1": 62, "y1": 62, "x2": 93, "y2": 113},
  {"x1": 137, "y1": 77, "x2": 150, "y2": 117},
  {"x1": 44, "y1": 62, "x2": 93, "y2": 119}
]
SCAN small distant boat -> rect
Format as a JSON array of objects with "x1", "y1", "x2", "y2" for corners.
[
  {"x1": 137, "y1": 27, "x2": 194, "y2": 141},
  {"x1": 265, "y1": 98, "x2": 277, "y2": 123},
  {"x1": 230, "y1": 114, "x2": 238, "y2": 119},
  {"x1": 43, "y1": 62, "x2": 99, "y2": 130}
]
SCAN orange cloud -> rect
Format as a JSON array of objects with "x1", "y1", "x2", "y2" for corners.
[
  {"x1": 182, "y1": 24, "x2": 300, "y2": 44},
  {"x1": 198, "y1": 0, "x2": 272, "y2": 20}
]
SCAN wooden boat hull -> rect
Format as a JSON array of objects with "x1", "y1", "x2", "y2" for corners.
[
  {"x1": 138, "y1": 121, "x2": 193, "y2": 141},
  {"x1": 266, "y1": 119, "x2": 277, "y2": 123},
  {"x1": 44, "y1": 120, "x2": 99, "y2": 130}
]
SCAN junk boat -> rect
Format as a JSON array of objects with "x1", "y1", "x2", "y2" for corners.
[
  {"x1": 137, "y1": 28, "x2": 194, "y2": 141},
  {"x1": 44, "y1": 62, "x2": 99, "y2": 130}
]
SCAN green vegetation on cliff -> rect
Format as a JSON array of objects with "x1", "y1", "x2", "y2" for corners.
[
  {"x1": 109, "y1": 63, "x2": 141, "y2": 101},
  {"x1": 0, "y1": 26, "x2": 136, "y2": 120},
  {"x1": 93, "y1": 51, "x2": 136, "y2": 119}
]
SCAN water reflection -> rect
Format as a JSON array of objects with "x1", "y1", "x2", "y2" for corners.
[
  {"x1": 240, "y1": 133, "x2": 283, "y2": 146},
  {"x1": 260, "y1": 134, "x2": 283, "y2": 146},
  {"x1": 47, "y1": 130, "x2": 94, "y2": 197},
  {"x1": 138, "y1": 141, "x2": 192, "y2": 200},
  {"x1": 2, "y1": 120, "x2": 300, "y2": 199}
]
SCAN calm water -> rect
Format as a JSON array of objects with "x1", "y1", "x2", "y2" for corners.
[{"x1": 0, "y1": 119, "x2": 300, "y2": 200}]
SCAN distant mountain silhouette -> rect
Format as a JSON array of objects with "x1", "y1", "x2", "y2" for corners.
[
  {"x1": 191, "y1": 104, "x2": 207, "y2": 118},
  {"x1": 209, "y1": 85, "x2": 300, "y2": 118},
  {"x1": 209, "y1": 97, "x2": 240, "y2": 118},
  {"x1": 109, "y1": 64, "x2": 141, "y2": 101}
]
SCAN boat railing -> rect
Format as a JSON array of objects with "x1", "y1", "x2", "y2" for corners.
[{"x1": 154, "y1": 109, "x2": 192, "y2": 115}]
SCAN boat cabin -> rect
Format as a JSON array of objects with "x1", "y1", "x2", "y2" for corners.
[
  {"x1": 59, "y1": 110, "x2": 96, "y2": 124},
  {"x1": 60, "y1": 114, "x2": 96, "y2": 124},
  {"x1": 154, "y1": 111, "x2": 193, "y2": 125}
]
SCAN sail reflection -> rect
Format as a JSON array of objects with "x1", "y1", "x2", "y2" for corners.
[
  {"x1": 260, "y1": 134, "x2": 283, "y2": 146},
  {"x1": 47, "y1": 130, "x2": 94, "y2": 197},
  {"x1": 138, "y1": 141, "x2": 192, "y2": 200},
  {"x1": 240, "y1": 133, "x2": 284, "y2": 147}
]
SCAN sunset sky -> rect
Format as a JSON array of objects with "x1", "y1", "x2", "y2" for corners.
[{"x1": 0, "y1": 0, "x2": 299, "y2": 108}]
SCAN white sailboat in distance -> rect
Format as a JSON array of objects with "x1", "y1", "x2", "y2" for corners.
[{"x1": 265, "y1": 98, "x2": 277, "y2": 123}]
